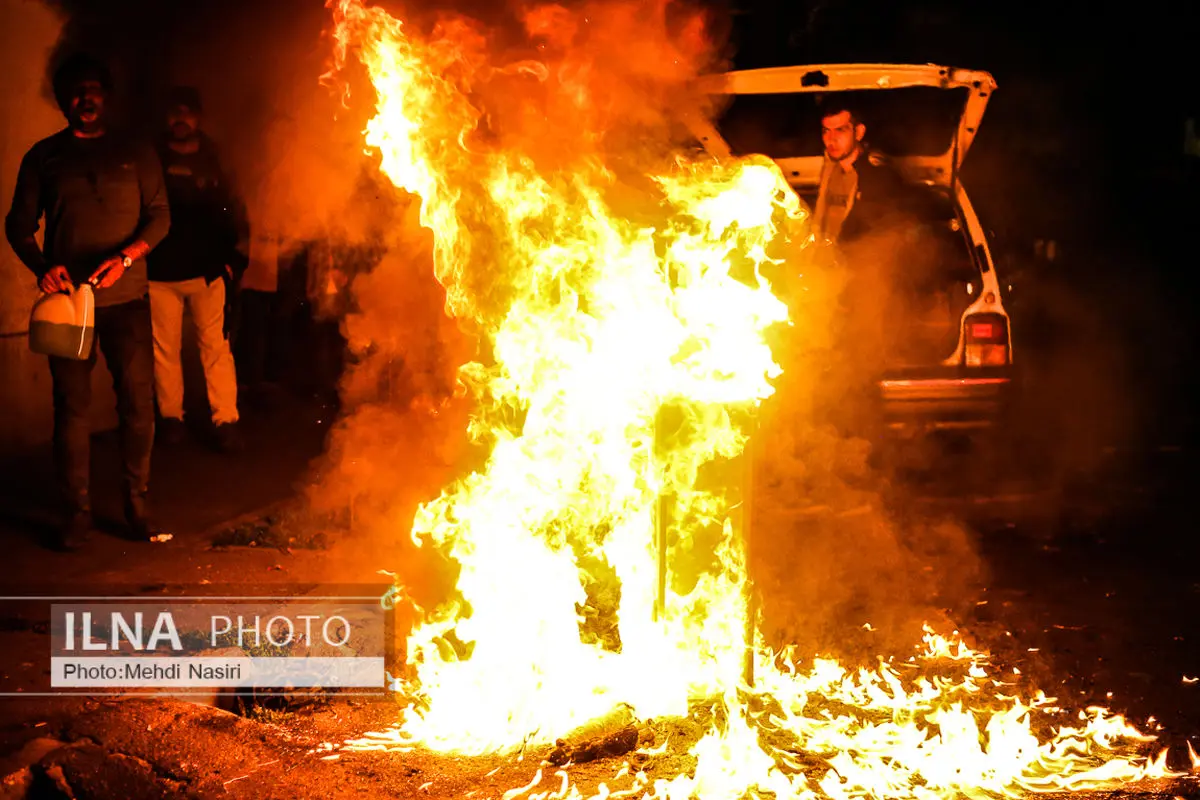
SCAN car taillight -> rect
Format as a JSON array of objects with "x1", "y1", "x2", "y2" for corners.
[
  {"x1": 969, "y1": 321, "x2": 998, "y2": 340},
  {"x1": 964, "y1": 312, "x2": 1009, "y2": 366}
]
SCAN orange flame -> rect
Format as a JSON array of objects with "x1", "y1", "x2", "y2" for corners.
[{"x1": 327, "y1": 1, "x2": 1185, "y2": 796}]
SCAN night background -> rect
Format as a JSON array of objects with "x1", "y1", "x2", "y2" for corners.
[{"x1": 0, "y1": 0, "x2": 1198, "y2": 796}]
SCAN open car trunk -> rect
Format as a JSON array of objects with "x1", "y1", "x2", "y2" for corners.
[{"x1": 690, "y1": 64, "x2": 997, "y2": 370}]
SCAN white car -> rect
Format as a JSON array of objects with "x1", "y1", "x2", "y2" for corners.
[{"x1": 689, "y1": 64, "x2": 1013, "y2": 433}]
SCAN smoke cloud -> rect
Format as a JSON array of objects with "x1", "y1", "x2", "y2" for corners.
[{"x1": 750, "y1": 222, "x2": 984, "y2": 663}]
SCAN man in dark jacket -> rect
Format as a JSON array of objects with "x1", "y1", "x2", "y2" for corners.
[
  {"x1": 813, "y1": 104, "x2": 909, "y2": 246},
  {"x1": 147, "y1": 87, "x2": 248, "y2": 452},
  {"x1": 5, "y1": 54, "x2": 171, "y2": 550}
]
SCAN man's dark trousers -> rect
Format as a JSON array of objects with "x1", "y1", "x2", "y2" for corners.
[{"x1": 47, "y1": 296, "x2": 155, "y2": 514}]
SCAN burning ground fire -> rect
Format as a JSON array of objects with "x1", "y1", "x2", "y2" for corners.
[{"x1": 322, "y1": 0, "x2": 1197, "y2": 797}]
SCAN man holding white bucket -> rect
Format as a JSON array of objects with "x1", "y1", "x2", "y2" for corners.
[{"x1": 4, "y1": 54, "x2": 171, "y2": 550}]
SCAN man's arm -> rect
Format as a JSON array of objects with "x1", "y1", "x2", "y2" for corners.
[{"x1": 4, "y1": 149, "x2": 48, "y2": 279}]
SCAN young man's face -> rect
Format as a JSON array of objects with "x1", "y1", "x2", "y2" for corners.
[
  {"x1": 166, "y1": 104, "x2": 200, "y2": 141},
  {"x1": 68, "y1": 79, "x2": 106, "y2": 133},
  {"x1": 822, "y1": 110, "x2": 865, "y2": 162}
]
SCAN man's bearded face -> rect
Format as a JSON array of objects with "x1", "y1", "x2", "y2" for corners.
[
  {"x1": 68, "y1": 80, "x2": 106, "y2": 134},
  {"x1": 822, "y1": 110, "x2": 864, "y2": 162},
  {"x1": 167, "y1": 104, "x2": 200, "y2": 141}
]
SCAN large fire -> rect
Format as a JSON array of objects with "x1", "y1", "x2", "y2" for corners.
[{"x1": 325, "y1": 0, "x2": 1191, "y2": 797}]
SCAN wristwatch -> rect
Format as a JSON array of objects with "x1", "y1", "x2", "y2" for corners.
[{"x1": 121, "y1": 253, "x2": 133, "y2": 269}]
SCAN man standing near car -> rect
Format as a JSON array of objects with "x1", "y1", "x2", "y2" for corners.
[
  {"x1": 813, "y1": 104, "x2": 908, "y2": 245},
  {"x1": 5, "y1": 54, "x2": 171, "y2": 550},
  {"x1": 811, "y1": 103, "x2": 915, "y2": 438},
  {"x1": 147, "y1": 86, "x2": 248, "y2": 452}
]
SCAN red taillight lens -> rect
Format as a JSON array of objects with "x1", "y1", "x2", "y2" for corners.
[
  {"x1": 969, "y1": 322, "x2": 996, "y2": 340},
  {"x1": 965, "y1": 313, "x2": 1008, "y2": 345}
]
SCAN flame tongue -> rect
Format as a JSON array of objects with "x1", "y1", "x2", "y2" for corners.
[
  {"x1": 331, "y1": 0, "x2": 791, "y2": 755},
  {"x1": 330, "y1": 1, "x2": 1184, "y2": 796}
]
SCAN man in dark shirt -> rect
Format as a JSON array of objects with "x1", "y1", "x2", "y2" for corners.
[
  {"x1": 5, "y1": 54, "x2": 171, "y2": 550},
  {"x1": 147, "y1": 87, "x2": 247, "y2": 452}
]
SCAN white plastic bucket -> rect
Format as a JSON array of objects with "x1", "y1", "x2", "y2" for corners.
[{"x1": 29, "y1": 283, "x2": 95, "y2": 360}]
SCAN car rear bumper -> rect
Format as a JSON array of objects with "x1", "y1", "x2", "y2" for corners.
[{"x1": 878, "y1": 369, "x2": 1012, "y2": 431}]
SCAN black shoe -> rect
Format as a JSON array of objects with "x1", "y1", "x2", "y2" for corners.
[
  {"x1": 124, "y1": 493, "x2": 168, "y2": 542},
  {"x1": 212, "y1": 421, "x2": 244, "y2": 454},
  {"x1": 158, "y1": 417, "x2": 187, "y2": 446},
  {"x1": 50, "y1": 509, "x2": 91, "y2": 552}
]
